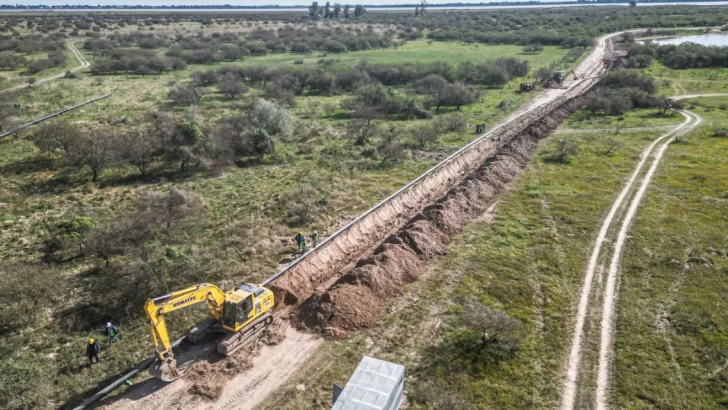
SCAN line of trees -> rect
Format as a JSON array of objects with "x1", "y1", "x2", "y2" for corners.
[
  {"x1": 167, "y1": 56, "x2": 528, "y2": 109},
  {"x1": 83, "y1": 26, "x2": 395, "y2": 74},
  {"x1": 308, "y1": 2, "x2": 366, "y2": 19},
  {"x1": 584, "y1": 71, "x2": 662, "y2": 116},
  {"x1": 627, "y1": 42, "x2": 728, "y2": 70},
  {"x1": 31, "y1": 99, "x2": 294, "y2": 182}
]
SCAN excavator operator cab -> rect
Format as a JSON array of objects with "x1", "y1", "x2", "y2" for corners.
[
  {"x1": 223, "y1": 294, "x2": 252, "y2": 330},
  {"x1": 221, "y1": 284, "x2": 273, "y2": 331}
]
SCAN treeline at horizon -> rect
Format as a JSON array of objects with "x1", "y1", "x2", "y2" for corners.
[{"x1": 2, "y1": 0, "x2": 726, "y2": 10}]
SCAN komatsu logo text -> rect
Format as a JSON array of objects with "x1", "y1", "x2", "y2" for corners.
[{"x1": 173, "y1": 296, "x2": 196, "y2": 308}]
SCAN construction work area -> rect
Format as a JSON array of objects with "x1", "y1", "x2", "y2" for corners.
[
  {"x1": 89, "y1": 30, "x2": 617, "y2": 410},
  {"x1": 3, "y1": 7, "x2": 725, "y2": 408}
]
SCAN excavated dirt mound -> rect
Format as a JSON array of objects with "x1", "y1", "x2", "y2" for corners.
[
  {"x1": 184, "y1": 319, "x2": 286, "y2": 400},
  {"x1": 299, "y1": 97, "x2": 585, "y2": 332}
]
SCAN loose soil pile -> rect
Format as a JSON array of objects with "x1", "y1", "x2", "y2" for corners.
[
  {"x1": 185, "y1": 319, "x2": 286, "y2": 400},
  {"x1": 299, "y1": 97, "x2": 585, "y2": 332}
]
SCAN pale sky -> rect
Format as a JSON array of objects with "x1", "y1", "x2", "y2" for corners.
[{"x1": 5, "y1": 0, "x2": 559, "y2": 6}]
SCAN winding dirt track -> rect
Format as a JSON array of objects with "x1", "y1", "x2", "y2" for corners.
[
  {"x1": 561, "y1": 92, "x2": 727, "y2": 410},
  {"x1": 0, "y1": 40, "x2": 89, "y2": 95}
]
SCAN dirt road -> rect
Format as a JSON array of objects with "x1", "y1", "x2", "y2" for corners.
[
  {"x1": 0, "y1": 40, "x2": 89, "y2": 95},
  {"x1": 560, "y1": 92, "x2": 728, "y2": 410},
  {"x1": 98, "y1": 324, "x2": 320, "y2": 410}
]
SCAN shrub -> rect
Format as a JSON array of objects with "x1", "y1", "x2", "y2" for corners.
[
  {"x1": 249, "y1": 99, "x2": 294, "y2": 138},
  {"x1": 461, "y1": 299, "x2": 524, "y2": 361}
]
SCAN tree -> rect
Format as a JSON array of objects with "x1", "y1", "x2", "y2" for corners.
[
  {"x1": 309, "y1": 1, "x2": 320, "y2": 18},
  {"x1": 377, "y1": 139, "x2": 406, "y2": 167},
  {"x1": 411, "y1": 124, "x2": 437, "y2": 148},
  {"x1": 168, "y1": 84, "x2": 208, "y2": 105},
  {"x1": 420, "y1": 0, "x2": 428, "y2": 14},
  {"x1": 444, "y1": 112, "x2": 468, "y2": 133},
  {"x1": 54, "y1": 216, "x2": 96, "y2": 257},
  {"x1": 602, "y1": 138, "x2": 624, "y2": 156},
  {"x1": 333, "y1": 3, "x2": 342, "y2": 18},
  {"x1": 354, "y1": 4, "x2": 366, "y2": 17},
  {"x1": 347, "y1": 118, "x2": 378, "y2": 146},
  {"x1": 27, "y1": 77, "x2": 37, "y2": 87},
  {"x1": 416, "y1": 74, "x2": 448, "y2": 112},
  {"x1": 140, "y1": 188, "x2": 203, "y2": 231},
  {"x1": 585, "y1": 93, "x2": 609, "y2": 115},
  {"x1": 441, "y1": 82, "x2": 480, "y2": 110},
  {"x1": 32, "y1": 122, "x2": 80, "y2": 155},
  {"x1": 120, "y1": 131, "x2": 158, "y2": 176},
  {"x1": 66, "y1": 129, "x2": 119, "y2": 182},
  {"x1": 249, "y1": 99, "x2": 294, "y2": 138},
  {"x1": 218, "y1": 75, "x2": 248, "y2": 99},
  {"x1": 146, "y1": 111, "x2": 177, "y2": 152},
  {"x1": 343, "y1": 4, "x2": 351, "y2": 18},
  {"x1": 415, "y1": 6, "x2": 420, "y2": 16},
  {"x1": 461, "y1": 299, "x2": 524, "y2": 362},
  {"x1": 169, "y1": 120, "x2": 204, "y2": 173},
  {"x1": 629, "y1": 1, "x2": 637, "y2": 6},
  {"x1": 324, "y1": 1, "x2": 331, "y2": 18},
  {"x1": 0, "y1": 96, "x2": 18, "y2": 133},
  {"x1": 547, "y1": 139, "x2": 580, "y2": 163}
]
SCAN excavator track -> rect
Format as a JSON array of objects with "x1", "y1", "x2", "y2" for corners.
[{"x1": 217, "y1": 312, "x2": 274, "y2": 356}]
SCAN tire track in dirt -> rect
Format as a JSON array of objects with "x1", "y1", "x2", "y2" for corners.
[
  {"x1": 594, "y1": 109, "x2": 702, "y2": 410},
  {"x1": 562, "y1": 91, "x2": 728, "y2": 409},
  {"x1": 0, "y1": 40, "x2": 89, "y2": 94},
  {"x1": 560, "y1": 112, "x2": 694, "y2": 410}
]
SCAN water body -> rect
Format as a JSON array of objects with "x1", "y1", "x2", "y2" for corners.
[{"x1": 648, "y1": 33, "x2": 728, "y2": 46}]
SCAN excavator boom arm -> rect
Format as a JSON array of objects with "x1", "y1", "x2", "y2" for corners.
[{"x1": 144, "y1": 283, "x2": 227, "y2": 360}]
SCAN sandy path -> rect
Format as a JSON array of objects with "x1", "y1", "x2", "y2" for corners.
[
  {"x1": 560, "y1": 91, "x2": 728, "y2": 410},
  {"x1": 206, "y1": 326, "x2": 321, "y2": 410},
  {"x1": 98, "y1": 325, "x2": 321, "y2": 410},
  {"x1": 594, "y1": 109, "x2": 701, "y2": 409},
  {"x1": 0, "y1": 40, "x2": 89, "y2": 95},
  {"x1": 559, "y1": 112, "x2": 694, "y2": 410}
]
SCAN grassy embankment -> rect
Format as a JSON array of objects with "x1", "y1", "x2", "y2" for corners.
[{"x1": 0, "y1": 40, "x2": 577, "y2": 409}]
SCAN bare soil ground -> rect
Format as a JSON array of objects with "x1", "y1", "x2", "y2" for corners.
[{"x1": 97, "y1": 322, "x2": 320, "y2": 410}]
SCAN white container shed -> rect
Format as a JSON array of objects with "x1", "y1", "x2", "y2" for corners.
[{"x1": 331, "y1": 356, "x2": 405, "y2": 410}]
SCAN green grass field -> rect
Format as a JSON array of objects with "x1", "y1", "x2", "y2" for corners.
[{"x1": 612, "y1": 96, "x2": 728, "y2": 409}]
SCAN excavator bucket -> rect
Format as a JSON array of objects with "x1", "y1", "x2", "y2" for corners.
[{"x1": 149, "y1": 357, "x2": 181, "y2": 382}]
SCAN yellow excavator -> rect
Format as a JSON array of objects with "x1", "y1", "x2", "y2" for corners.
[
  {"x1": 144, "y1": 282, "x2": 275, "y2": 382},
  {"x1": 553, "y1": 70, "x2": 579, "y2": 85}
]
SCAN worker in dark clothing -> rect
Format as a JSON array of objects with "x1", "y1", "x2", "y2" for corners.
[
  {"x1": 105, "y1": 322, "x2": 119, "y2": 346},
  {"x1": 312, "y1": 230, "x2": 319, "y2": 248},
  {"x1": 294, "y1": 231, "x2": 307, "y2": 253},
  {"x1": 87, "y1": 338, "x2": 101, "y2": 365}
]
